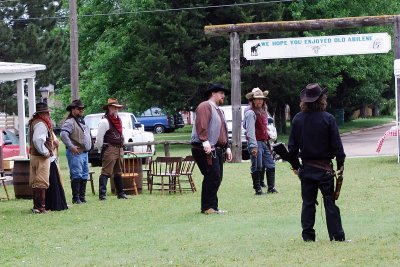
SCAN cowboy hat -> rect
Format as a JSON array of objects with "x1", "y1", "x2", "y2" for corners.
[
  {"x1": 35, "y1": 102, "x2": 50, "y2": 113},
  {"x1": 102, "y1": 98, "x2": 123, "y2": 110},
  {"x1": 66, "y1": 99, "x2": 85, "y2": 111},
  {"x1": 204, "y1": 83, "x2": 230, "y2": 98},
  {"x1": 245, "y1": 87, "x2": 269, "y2": 100},
  {"x1": 300, "y1": 83, "x2": 327, "y2": 103}
]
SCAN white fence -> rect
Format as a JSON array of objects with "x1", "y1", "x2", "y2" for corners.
[{"x1": 0, "y1": 113, "x2": 18, "y2": 131}]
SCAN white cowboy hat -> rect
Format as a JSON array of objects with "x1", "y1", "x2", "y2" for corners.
[{"x1": 245, "y1": 87, "x2": 269, "y2": 100}]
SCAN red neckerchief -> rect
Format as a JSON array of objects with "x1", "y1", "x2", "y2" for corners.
[
  {"x1": 31, "y1": 113, "x2": 52, "y2": 130},
  {"x1": 106, "y1": 114, "x2": 122, "y2": 134}
]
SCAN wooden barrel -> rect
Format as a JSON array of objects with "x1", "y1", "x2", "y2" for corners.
[{"x1": 13, "y1": 159, "x2": 32, "y2": 199}]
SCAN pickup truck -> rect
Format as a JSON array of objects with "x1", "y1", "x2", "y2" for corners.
[
  {"x1": 84, "y1": 112, "x2": 155, "y2": 167},
  {"x1": 136, "y1": 107, "x2": 184, "y2": 134}
]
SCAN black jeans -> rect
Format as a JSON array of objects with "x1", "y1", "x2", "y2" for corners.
[
  {"x1": 299, "y1": 165, "x2": 345, "y2": 241},
  {"x1": 191, "y1": 147, "x2": 224, "y2": 212}
]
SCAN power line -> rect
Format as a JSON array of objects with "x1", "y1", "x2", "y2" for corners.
[{"x1": 8, "y1": 0, "x2": 295, "y2": 21}]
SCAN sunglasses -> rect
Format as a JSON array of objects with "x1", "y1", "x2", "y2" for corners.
[{"x1": 76, "y1": 107, "x2": 85, "y2": 111}]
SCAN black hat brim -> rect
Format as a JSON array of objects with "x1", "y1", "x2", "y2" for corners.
[{"x1": 300, "y1": 88, "x2": 327, "y2": 103}]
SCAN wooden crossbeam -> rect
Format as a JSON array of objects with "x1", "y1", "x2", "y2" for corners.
[{"x1": 205, "y1": 15, "x2": 397, "y2": 36}]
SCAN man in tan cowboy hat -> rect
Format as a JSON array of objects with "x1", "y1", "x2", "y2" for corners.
[
  {"x1": 61, "y1": 99, "x2": 92, "y2": 204},
  {"x1": 288, "y1": 83, "x2": 346, "y2": 242},
  {"x1": 243, "y1": 87, "x2": 278, "y2": 195},
  {"x1": 96, "y1": 98, "x2": 128, "y2": 200},
  {"x1": 191, "y1": 83, "x2": 232, "y2": 215},
  {"x1": 28, "y1": 102, "x2": 62, "y2": 213}
]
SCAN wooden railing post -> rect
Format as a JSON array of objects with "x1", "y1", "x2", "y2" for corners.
[{"x1": 163, "y1": 142, "x2": 170, "y2": 157}]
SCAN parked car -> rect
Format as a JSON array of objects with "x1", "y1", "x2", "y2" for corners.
[
  {"x1": 136, "y1": 107, "x2": 184, "y2": 134},
  {"x1": 219, "y1": 105, "x2": 249, "y2": 160},
  {"x1": 174, "y1": 111, "x2": 185, "y2": 129},
  {"x1": 84, "y1": 112, "x2": 155, "y2": 167},
  {"x1": 0, "y1": 129, "x2": 26, "y2": 159}
]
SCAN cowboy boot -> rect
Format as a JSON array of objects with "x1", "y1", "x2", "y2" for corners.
[
  {"x1": 38, "y1": 188, "x2": 48, "y2": 214},
  {"x1": 266, "y1": 168, "x2": 278, "y2": 193},
  {"x1": 79, "y1": 179, "x2": 87, "y2": 203},
  {"x1": 259, "y1": 167, "x2": 266, "y2": 188},
  {"x1": 251, "y1": 171, "x2": 265, "y2": 195},
  {"x1": 114, "y1": 174, "x2": 128, "y2": 199},
  {"x1": 71, "y1": 179, "x2": 82, "y2": 204},
  {"x1": 99, "y1": 174, "x2": 109, "y2": 200},
  {"x1": 31, "y1": 188, "x2": 41, "y2": 214}
]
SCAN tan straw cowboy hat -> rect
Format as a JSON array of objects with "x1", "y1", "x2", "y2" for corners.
[
  {"x1": 103, "y1": 98, "x2": 123, "y2": 110},
  {"x1": 245, "y1": 87, "x2": 269, "y2": 100}
]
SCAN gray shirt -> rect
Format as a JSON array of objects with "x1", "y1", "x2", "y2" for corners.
[{"x1": 244, "y1": 109, "x2": 257, "y2": 149}]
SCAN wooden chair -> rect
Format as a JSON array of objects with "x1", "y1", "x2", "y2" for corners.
[
  {"x1": 148, "y1": 157, "x2": 182, "y2": 194},
  {"x1": 179, "y1": 155, "x2": 197, "y2": 192},
  {"x1": 88, "y1": 171, "x2": 95, "y2": 195},
  {"x1": 0, "y1": 147, "x2": 12, "y2": 200},
  {"x1": 121, "y1": 152, "x2": 139, "y2": 195},
  {"x1": 141, "y1": 155, "x2": 152, "y2": 190},
  {"x1": 0, "y1": 176, "x2": 11, "y2": 200}
]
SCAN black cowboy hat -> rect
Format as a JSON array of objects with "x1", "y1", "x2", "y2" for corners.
[
  {"x1": 66, "y1": 99, "x2": 85, "y2": 111},
  {"x1": 35, "y1": 102, "x2": 50, "y2": 113},
  {"x1": 300, "y1": 83, "x2": 327, "y2": 103},
  {"x1": 204, "y1": 83, "x2": 230, "y2": 98}
]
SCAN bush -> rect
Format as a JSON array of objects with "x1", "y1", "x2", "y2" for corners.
[{"x1": 380, "y1": 99, "x2": 396, "y2": 116}]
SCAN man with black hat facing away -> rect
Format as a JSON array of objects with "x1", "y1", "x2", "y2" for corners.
[
  {"x1": 288, "y1": 83, "x2": 346, "y2": 242},
  {"x1": 60, "y1": 99, "x2": 92, "y2": 204},
  {"x1": 96, "y1": 98, "x2": 128, "y2": 200},
  {"x1": 244, "y1": 87, "x2": 278, "y2": 195},
  {"x1": 29, "y1": 102, "x2": 59, "y2": 213},
  {"x1": 191, "y1": 83, "x2": 233, "y2": 215}
]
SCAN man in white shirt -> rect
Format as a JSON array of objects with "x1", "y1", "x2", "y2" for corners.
[
  {"x1": 96, "y1": 98, "x2": 128, "y2": 200},
  {"x1": 28, "y1": 102, "x2": 58, "y2": 213}
]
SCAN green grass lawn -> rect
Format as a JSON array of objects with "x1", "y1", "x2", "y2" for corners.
[
  {"x1": 1, "y1": 151, "x2": 400, "y2": 266},
  {"x1": 1, "y1": 117, "x2": 398, "y2": 266}
]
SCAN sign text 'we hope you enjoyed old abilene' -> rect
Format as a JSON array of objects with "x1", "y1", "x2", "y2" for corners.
[{"x1": 243, "y1": 33, "x2": 391, "y2": 60}]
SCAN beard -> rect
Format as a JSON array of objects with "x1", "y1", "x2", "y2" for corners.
[{"x1": 217, "y1": 98, "x2": 224, "y2": 106}]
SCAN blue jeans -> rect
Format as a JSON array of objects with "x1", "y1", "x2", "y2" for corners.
[
  {"x1": 249, "y1": 141, "x2": 275, "y2": 173},
  {"x1": 66, "y1": 149, "x2": 89, "y2": 180}
]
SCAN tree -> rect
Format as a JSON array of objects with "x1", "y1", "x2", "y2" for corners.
[
  {"x1": 75, "y1": 0, "x2": 400, "y2": 128},
  {"x1": 0, "y1": 0, "x2": 69, "y2": 114}
]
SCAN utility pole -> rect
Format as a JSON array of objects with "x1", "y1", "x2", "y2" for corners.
[{"x1": 69, "y1": 0, "x2": 79, "y2": 100}]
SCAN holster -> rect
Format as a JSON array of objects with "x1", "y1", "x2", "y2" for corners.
[
  {"x1": 100, "y1": 144, "x2": 108, "y2": 162},
  {"x1": 334, "y1": 172, "x2": 344, "y2": 200},
  {"x1": 206, "y1": 153, "x2": 212, "y2": 166}
]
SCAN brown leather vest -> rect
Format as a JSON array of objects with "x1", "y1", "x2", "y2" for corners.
[
  {"x1": 104, "y1": 116, "x2": 124, "y2": 146},
  {"x1": 29, "y1": 118, "x2": 54, "y2": 156}
]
